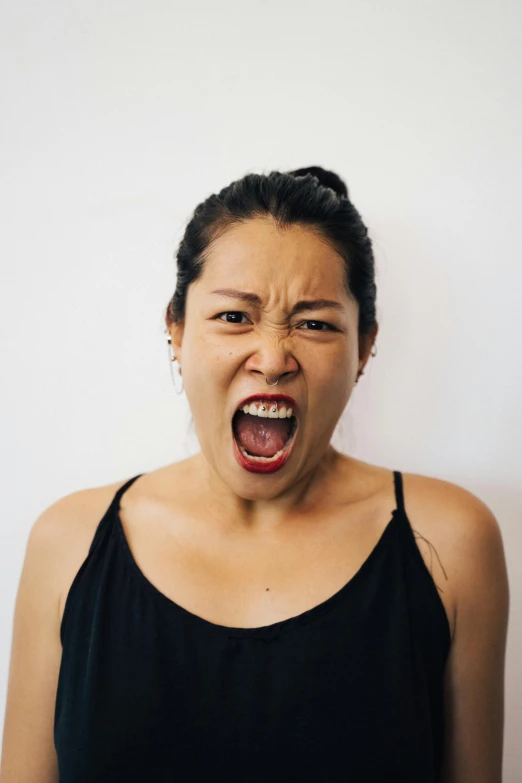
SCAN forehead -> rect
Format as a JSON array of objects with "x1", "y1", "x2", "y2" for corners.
[{"x1": 200, "y1": 218, "x2": 351, "y2": 302}]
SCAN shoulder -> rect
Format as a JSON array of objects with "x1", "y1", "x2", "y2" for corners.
[
  {"x1": 399, "y1": 473, "x2": 509, "y2": 779},
  {"x1": 29, "y1": 477, "x2": 135, "y2": 628},
  {"x1": 400, "y1": 471, "x2": 509, "y2": 643},
  {"x1": 0, "y1": 476, "x2": 135, "y2": 778},
  {"x1": 401, "y1": 470, "x2": 505, "y2": 558},
  {"x1": 31, "y1": 477, "x2": 131, "y2": 548}
]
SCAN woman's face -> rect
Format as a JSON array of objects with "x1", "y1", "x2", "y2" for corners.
[{"x1": 169, "y1": 217, "x2": 375, "y2": 500}]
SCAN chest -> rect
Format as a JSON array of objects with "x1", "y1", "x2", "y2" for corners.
[
  {"x1": 116, "y1": 502, "x2": 443, "y2": 630},
  {"x1": 57, "y1": 519, "x2": 448, "y2": 783}
]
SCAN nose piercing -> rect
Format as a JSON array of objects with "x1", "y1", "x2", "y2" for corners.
[{"x1": 265, "y1": 376, "x2": 279, "y2": 386}]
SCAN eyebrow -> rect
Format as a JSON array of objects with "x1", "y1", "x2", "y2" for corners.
[{"x1": 210, "y1": 289, "x2": 345, "y2": 314}]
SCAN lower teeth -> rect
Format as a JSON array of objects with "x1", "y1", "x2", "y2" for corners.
[{"x1": 239, "y1": 444, "x2": 286, "y2": 462}]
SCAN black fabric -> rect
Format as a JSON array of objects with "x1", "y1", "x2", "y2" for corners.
[{"x1": 54, "y1": 471, "x2": 451, "y2": 782}]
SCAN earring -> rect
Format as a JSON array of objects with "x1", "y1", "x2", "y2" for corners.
[
  {"x1": 166, "y1": 335, "x2": 184, "y2": 394},
  {"x1": 371, "y1": 343, "x2": 377, "y2": 357}
]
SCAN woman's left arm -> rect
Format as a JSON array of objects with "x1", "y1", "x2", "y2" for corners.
[{"x1": 440, "y1": 497, "x2": 510, "y2": 783}]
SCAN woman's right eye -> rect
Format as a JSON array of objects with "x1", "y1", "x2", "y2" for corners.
[{"x1": 216, "y1": 311, "x2": 249, "y2": 324}]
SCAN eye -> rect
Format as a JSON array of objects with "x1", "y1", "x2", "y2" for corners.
[
  {"x1": 216, "y1": 311, "x2": 250, "y2": 324},
  {"x1": 298, "y1": 320, "x2": 336, "y2": 331},
  {"x1": 214, "y1": 313, "x2": 337, "y2": 331}
]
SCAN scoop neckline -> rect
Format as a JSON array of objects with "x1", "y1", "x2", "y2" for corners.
[{"x1": 113, "y1": 481, "x2": 400, "y2": 640}]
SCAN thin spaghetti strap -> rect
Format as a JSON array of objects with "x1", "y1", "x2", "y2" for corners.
[
  {"x1": 85, "y1": 474, "x2": 145, "y2": 558},
  {"x1": 114, "y1": 474, "x2": 144, "y2": 503},
  {"x1": 393, "y1": 470, "x2": 405, "y2": 513},
  {"x1": 60, "y1": 473, "x2": 146, "y2": 644}
]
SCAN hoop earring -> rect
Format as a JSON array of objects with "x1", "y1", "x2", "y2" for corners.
[{"x1": 166, "y1": 336, "x2": 184, "y2": 394}]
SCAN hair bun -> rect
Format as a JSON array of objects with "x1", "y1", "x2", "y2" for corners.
[{"x1": 287, "y1": 165, "x2": 349, "y2": 199}]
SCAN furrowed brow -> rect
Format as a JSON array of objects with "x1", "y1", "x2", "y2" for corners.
[
  {"x1": 211, "y1": 289, "x2": 262, "y2": 306},
  {"x1": 211, "y1": 290, "x2": 344, "y2": 314},
  {"x1": 291, "y1": 299, "x2": 344, "y2": 314}
]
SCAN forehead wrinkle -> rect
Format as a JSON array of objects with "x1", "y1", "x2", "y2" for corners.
[
  {"x1": 210, "y1": 291, "x2": 347, "y2": 322},
  {"x1": 203, "y1": 225, "x2": 351, "y2": 311},
  {"x1": 265, "y1": 269, "x2": 349, "y2": 311}
]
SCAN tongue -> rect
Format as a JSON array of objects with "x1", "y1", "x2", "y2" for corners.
[{"x1": 234, "y1": 411, "x2": 292, "y2": 457}]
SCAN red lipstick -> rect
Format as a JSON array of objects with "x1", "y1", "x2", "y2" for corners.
[{"x1": 231, "y1": 393, "x2": 299, "y2": 474}]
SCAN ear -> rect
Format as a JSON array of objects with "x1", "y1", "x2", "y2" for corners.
[
  {"x1": 358, "y1": 322, "x2": 379, "y2": 375},
  {"x1": 167, "y1": 322, "x2": 185, "y2": 360}
]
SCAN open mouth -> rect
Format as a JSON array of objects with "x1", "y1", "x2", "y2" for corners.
[{"x1": 231, "y1": 396, "x2": 299, "y2": 471}]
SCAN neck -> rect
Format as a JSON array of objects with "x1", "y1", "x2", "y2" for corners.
[{"x1": 191, "y1": 445, "x2": 346, "y2": 534}]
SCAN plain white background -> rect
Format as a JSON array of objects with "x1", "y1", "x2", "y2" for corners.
[{"x1": 1, "y1": 0, "x2": 521, "y2": 777}]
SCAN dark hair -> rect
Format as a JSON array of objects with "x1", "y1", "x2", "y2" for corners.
[{"x1": 165, "y1": 166, "x2": 377, "y2": 336}]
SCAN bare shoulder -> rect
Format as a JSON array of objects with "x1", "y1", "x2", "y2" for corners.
[
  {"x1": 33, "y1": 477, "x2": 129, "y2": 540},
  {"x1": 0, "y1": 476, "x2": 136, "y2": 781},
  {"x1": 46, "y1": 463, "x2": 196, "y2": 624},
  {"x1": 400, "y1": 471, "x2": 509, "y2": 643},
  {"x1": 30, "y1": 476, "x2": 136, "y2": 628},
  {"x1": 399, "y1": 473, "x2": 509, "y2": 780},
  {"x1": 402, "y1": 470, "x2": 506, "y2": 557}
]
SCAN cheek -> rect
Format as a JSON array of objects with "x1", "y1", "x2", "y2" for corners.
[
  {"x1": 182, "y1": 339, "x2": 235, "y2": 413},
  {"x1": 185, "y1": 331, "x2": 231, "y2": 371},
  {"x1": 204, "y1": 331, "x2": 247, "y2": 363},
  {"x1": 308, "y1": 346, "x2": 354, "y2": 407},
  {"x1": 305, "y1": 342, "x2": 351, "y2": 378}
]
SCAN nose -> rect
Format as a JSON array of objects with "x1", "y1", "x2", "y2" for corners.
[{"x1": 244, "y1": 333, "x2": 299, "y2": 385}]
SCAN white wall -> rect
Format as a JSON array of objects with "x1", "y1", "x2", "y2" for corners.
[{"x1": 1, "y1": 0, "x2": 521, "y2": 777}]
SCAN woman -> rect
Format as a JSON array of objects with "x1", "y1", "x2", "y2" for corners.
[{"x1": 1, "y1": 167, "x2": 509, "y2": 782}]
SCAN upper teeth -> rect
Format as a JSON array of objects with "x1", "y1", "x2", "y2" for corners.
[{"x1": 239, "y1": 400, "x2": 293, "y2": 419}]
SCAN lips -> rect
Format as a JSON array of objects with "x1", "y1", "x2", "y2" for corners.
[{"x1": 230, "y1": 392, "x2": 300, "y2": 474}]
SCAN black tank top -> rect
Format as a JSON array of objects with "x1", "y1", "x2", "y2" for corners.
[{"x1": 54, "y1": 470, "x2": 450, "y2": 782}]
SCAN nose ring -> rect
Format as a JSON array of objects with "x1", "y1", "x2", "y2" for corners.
[{"x1": 265, "y1": 376, "x2": 279, "y2": 386}]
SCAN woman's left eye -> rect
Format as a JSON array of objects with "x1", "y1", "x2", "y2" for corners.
[
  {"x1": 215, "y1": 313, "x2": 336, "y2": 331},
  {"x1": 298, "y1": 320, "x2": 335, "y2": 331},
  {"x1": 216, "y1": 311, "x2": 249, "y2": 324}
]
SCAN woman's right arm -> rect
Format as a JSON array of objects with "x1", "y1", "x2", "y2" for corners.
[
  {"x1": 0, "y1": 490, "x2": 96, "y2": 783},
  {"x1": 0, "y1": 502, "x2": 66, "y2": 780}
]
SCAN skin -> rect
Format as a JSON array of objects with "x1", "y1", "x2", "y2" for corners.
[
  {"x1": 0, "y1": 217, "x2": 509, "y2": 782},
  {"x1": 168, "y1": 216, "x2": 378, "y2": 529}
]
